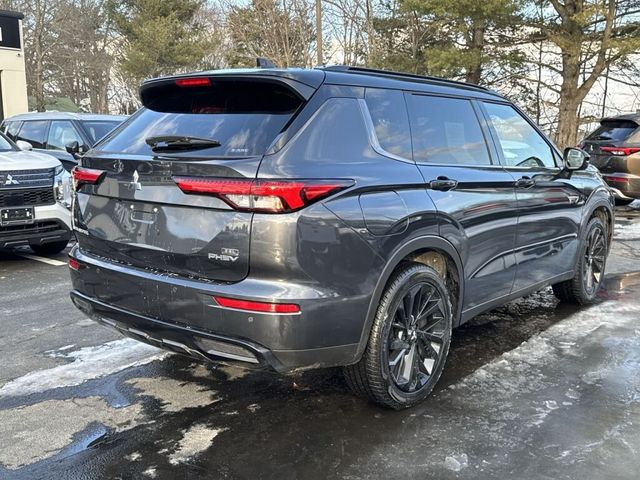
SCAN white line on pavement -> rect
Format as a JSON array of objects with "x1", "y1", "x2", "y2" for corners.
[{"x1": 19, "y1": 254, "x2": 67, "y2": 267}]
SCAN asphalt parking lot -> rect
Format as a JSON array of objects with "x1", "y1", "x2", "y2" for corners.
[{"x1": 2, "y1": 205, "x2": 640, "y2": 480}]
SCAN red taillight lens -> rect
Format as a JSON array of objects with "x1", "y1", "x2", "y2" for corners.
[
  {"x1": 605, "y1": 176, "x2": 630, "y2": 183},
  {"x1": 173, "y1": 177, "x2": 352, "y2": 213},
  {"x1": 213, "y1": 296, "x2": 300, "y2": 314},
  {"x1": 68, "y1": 257, "x2": 80, "y2": 271},
  {"x1": 600, "y1": 147, "x2": 640, "y2": 156},
  {"x1": 175, "y1": 77, "x2": 211, "y2": 87},
  {"x1": 72, "y1": 166, "x2": 106, "y2": 190}
]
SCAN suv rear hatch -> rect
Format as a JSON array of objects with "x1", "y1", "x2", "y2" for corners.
[
  {"x1": 582, "y1": 118, "x2": 640, "y2": 173},
  {"x1": 73, "y1": 72, "x2": 322, "y2": 282}
]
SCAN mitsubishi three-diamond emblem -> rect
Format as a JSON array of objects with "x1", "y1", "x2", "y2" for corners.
[
  {"x1": 131, "y1": 169, "x2": 141, "y2": 190},
  {"x1": 4, "y1": 174, "x2": 19, "y2": 186}
]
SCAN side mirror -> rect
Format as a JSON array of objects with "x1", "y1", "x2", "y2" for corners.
[
  {"x1": 563, "y1": 147, "x2": 589, "y2": 170},
  {"x1": 15, "y1": 140, "x2": 33, "y2": 151},
  {"x1": 65, "y1": 140, "x2": 80, "y2": 155}
]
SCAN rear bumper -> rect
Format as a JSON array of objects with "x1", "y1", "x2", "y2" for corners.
[
  {"x1": 68, "y1": 246, "x2": 364, "y2": 372},
  {"x1": 0, "y1": 203, "x2": 72, "y2": 249},
  {"x1": 602, "y1": 173, "x2": 640, "y2": 200}
]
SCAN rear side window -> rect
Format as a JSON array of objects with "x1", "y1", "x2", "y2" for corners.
[
  {"x1": 365, "y1": 88, "x2": 412, "y2": 159},
  {"x1": 100, "y1": 80, "x2": 303, "y2": 157},
  {"x1": 81, "y1": 120, "x2": 121, "y2": 144},
  {"x1": 588, "y1": 121, "x2": 638, "y2": 142},
  {"x1": 408, "y1": 95, "x2": 491, "y2": 165},
  {"x1": 47, "y1": 120, "x2": 83, "y2": 150},
  {"x1": 17, "y1": 120, "x2": 48, "y2": 149}
]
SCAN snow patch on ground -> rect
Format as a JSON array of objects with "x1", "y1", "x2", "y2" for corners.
[
  {"x1": 168, "y1": 424, "x2": 227, "y2": 465},
  {"x1": 0, "y1": 339, "x2": 166, "y2": 398},
  {"x1": 614, "y1": 222, "x2": 640, "y2": 240},
  {"x1": 126, "y1": 377, "x2": 219, "y2": 412}
]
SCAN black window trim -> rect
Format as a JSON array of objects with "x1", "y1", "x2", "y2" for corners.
[
  {"x1": 404, "y1": 91, "x2": 497, "y2": 168},
  {"x1": 479, "y1": 99, "x2": 562, "y2": 170}
]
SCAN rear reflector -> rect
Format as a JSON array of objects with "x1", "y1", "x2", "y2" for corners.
[
  {"x1": 600, "y1": 147, "x2": 640, "y2": 156},
  {"x1": 72, "y1": 166, "x2": 106, "y2": 190},
  {"x1": 173, "y1": 177, "x2": 352, "y2": 213},
  {"x1": 68, "y1": 257, "x2": 80, "y2": 271},
  {"x1": 175, "y1": 77, "x2": 211, "y2": 87},
  {"x1": 606, "y1": 176, "x2": 630, "y2": 183},
  {"x1": 213, "y1": 296, "x2": 300, "y2": 314}
]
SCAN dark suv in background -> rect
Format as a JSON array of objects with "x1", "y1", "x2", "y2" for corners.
[
  {"x1": 580, "y1": 113, "x2": 640, "y2": 204},
  {"x1": 1, "y1": 112, "x2": 126, "y2": 172},
  {"x1": 68, "y1": 66, "x2": 614, "y2": 409}
]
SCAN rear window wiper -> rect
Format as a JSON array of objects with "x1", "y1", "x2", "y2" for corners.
[{"x1": 146, "y1": 135, "x2": 221, "y2": 152}]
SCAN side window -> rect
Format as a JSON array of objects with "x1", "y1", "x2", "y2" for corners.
[
  {"x1": 408, "y1": 95, "x2": 491, "y2": 165},
  {"x1": 47, "y1": 121, "x2": 83, "y2": 150},
  {"x1": 365, "y1": 88, "x2": 412, "y2": 159},
  {"x1": 484, "y1": 102, "x2": 556, "y2": 168},
  {"x1": 4, "y1": 121, "x2": 20, "y2": 140},
  {"x1": 17, "y1": 120, "x2": 48, "y2": 149}
]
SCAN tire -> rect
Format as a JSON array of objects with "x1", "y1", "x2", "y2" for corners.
[
  {"x1": 30, "y1": 240, "x2": 69, "y2": 256},
  {"x1": 552, "y1": 217, "x2": 608, "y2": 305},
  {"x1": 344, "y1": 262, "x2": 453, "y2": 409}
]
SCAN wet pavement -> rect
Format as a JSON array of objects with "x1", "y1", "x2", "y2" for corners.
[{"x1": 2, "y1": 204, "x2": 640, "y2": 479}]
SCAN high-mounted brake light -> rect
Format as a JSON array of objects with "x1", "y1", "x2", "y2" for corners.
[
  {"x1": 214, "y1": 296, "x2": 300, "y2": 314},
  {"x1": 172, "y1": 177, "x2": 352, "y2": 213},
  {"x1": 71, "y1": 166, "x2": 106, "y2": 190},
  {"x1": 175, "y1": 77, "x2": 211, "y2": 87},
  {"x1": 600, "y1": 147, "x2": 640, "y2": 156}
]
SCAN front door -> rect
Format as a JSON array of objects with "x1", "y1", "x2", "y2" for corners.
[
  {"x1": 406, "y1": 93, "x2": 519, "y2": 315},
  {"x1": 480, "y1": 101, "x2": 585, "y2": 293}
]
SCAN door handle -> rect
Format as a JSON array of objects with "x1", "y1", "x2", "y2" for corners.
[
  {"x1": 516, "y1": 176, "x2": 535, "y2": 189},
  {"x1": 429, "y1": 176, "x2": 458, "y2": 191}
]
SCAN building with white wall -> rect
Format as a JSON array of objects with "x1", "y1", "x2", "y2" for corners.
[{"x1": 0, "y1": 10, "x2": 27, "y2": 121}]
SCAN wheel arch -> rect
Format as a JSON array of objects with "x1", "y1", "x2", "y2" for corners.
[{"x1": 353, "y1": 235, "x2": 464, "y2": 362}]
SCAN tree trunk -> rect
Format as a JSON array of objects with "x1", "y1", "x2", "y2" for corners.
[
  {"x1": 555, "y1": 42, "x2": 582, "y2": 148},
  {"x1": 465, "y1": 22, "x2": 485, "y2": 85}
]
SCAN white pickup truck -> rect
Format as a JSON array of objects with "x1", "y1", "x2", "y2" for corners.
[{"x1": 0, "y1": 132, "x2": 72, "y2": 255}]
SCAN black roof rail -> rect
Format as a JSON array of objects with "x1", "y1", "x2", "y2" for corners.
[{"x1": 320, "y1": 65, "x2": 491, "y2": 93}]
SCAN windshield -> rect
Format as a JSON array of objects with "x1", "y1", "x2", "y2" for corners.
[
  {"x1": 97, "y1": 80, "x2": 302, "y2": 157},
  {"x1": 0, "y1": 132, "x2": 16, "y2": 152},
  {"x1": 81, "y1": 120, "x2": 123, "y2": 144},
  {"x1": 587, "y1": 121, "x2": 638, "y2": 143}
]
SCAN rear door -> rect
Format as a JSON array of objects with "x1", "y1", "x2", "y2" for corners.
[
  {"x1": 406, "y1": 92, "x2": 519, "y2": 314},
  {"x1": 73, "y1": 76, "x2": 314, "y2": 283},
  {"x1": 480, "y1": 101, "x2": 585, "y2": 291}
]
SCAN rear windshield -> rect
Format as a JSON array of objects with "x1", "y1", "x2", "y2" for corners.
[
  {"x1": 82, "y1": 120, "x2": 122, "y2": 144},
  {"x1": 587, "y1": 121, "x2": 639, "y2": 142},
  {"x1": 97, "y1": 80, "x2": 302, "y2": 157}
]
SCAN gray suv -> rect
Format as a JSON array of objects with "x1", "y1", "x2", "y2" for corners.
[{"x1": 69, "y1": 66, "x2": 614, "y2": 409}]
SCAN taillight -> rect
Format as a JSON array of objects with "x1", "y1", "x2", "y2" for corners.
[
  {"x1": 173, "y1": 177, "x2": 352, "y2": 213},
  {"x1": 600, "y1": 147, "x2": 640, "y2": 156},
  {"x1": 68, "y1": 257, "x2": 80, "y2": 271},
  {"x1": 72, "y1": 166, "x2": 106, "y2": 190},
  {"x1": 175, "y1": 77, "x2": 211, "y2": 87},
  {"x1": 213, "y1": 296, "x2": 300, "y2": 314}
]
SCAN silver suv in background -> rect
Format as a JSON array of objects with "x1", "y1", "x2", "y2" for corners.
[
  {"x1": 0, "y1": 112, "x2": 126, "y2": 172},
  {"x1": 0, "y1": 132, "x2": 72, "y2": 255}
]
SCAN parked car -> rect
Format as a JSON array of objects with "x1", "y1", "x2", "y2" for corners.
[
  {"x1": 0, "y1": 112, "x2": 126, "y2": 172},
  {"x1": 0, "y1": 131, "x2": 72, "y2": 255},
  {"x1": 579, "y1": 113, "x2": 640, "y2": 205},
  {"x1": 68, "y1": 66, "x2": 614, "y2": 409}
]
